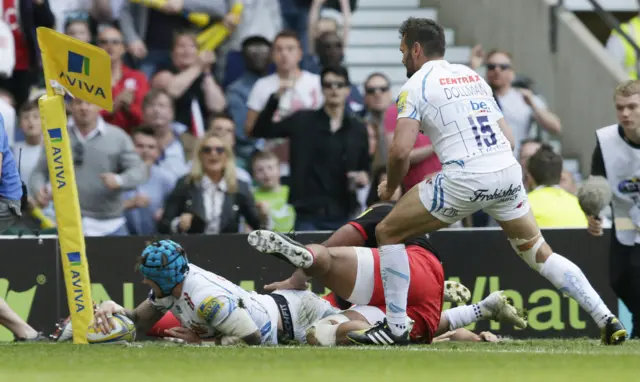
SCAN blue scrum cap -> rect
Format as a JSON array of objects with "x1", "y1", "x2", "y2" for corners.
[{"x1": 138, "y1": 240, "x2": 189, "y2": 295}]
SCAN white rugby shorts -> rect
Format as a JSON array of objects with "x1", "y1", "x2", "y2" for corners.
[
  {"x1": 419, "y1": 163, "x2": 530, "y2": 224},
  {"x1": 272, "y1": 289, "x2": 339, "y2": 344}
]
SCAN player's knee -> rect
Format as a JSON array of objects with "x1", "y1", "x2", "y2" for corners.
[
  {"x1": 508, "y1": 233, "x2": 547, "y2": 272},
  {"x1": 535, "y1": 242, "x2": 553, "y2": 263}
]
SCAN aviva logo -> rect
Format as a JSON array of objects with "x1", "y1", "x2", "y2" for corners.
[
  {"x1": 48, "y1": 128, "x2": 62, "y2": 143},
  {"x1": 48, "y1": 128, "x2": 67, "y2": 189},
  {"x1": 67, "y1": 252, "x2": 81, "y2": 266},
  {"x1": 68, "y1": 51, "x2": 90, "y2": 75}
]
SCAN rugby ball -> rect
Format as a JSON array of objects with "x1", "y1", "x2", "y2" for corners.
[{"x1": 56, "y1": 314, "x2": 136, "y2": 344}]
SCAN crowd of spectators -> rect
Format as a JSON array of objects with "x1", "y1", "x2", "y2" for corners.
[{"x1": 0, "y1": 0, "x2": 589, "y2": 236}]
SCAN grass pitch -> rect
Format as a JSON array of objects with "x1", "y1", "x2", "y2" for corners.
[{"x1": 0, "y1": 339, "x2": 639, "y2": 382}]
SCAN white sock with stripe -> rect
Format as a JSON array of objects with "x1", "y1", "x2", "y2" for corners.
[{"x1": 379, "y1": 243, "x2": 410, "y2": 336}]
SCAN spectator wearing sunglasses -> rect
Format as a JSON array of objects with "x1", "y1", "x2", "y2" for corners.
[
  {"x1": 470, "y1": 47, "x2": 561, "y2": 155},
  {"x1": 252, "y1": 66, "x2": 370, "y2": 231},
  {"x1": 97, "y1": 25, "x2": 150, "y2": 134},
  {"x1": 30, "y1": 98, "x2": 147, "y2": 236},
  {"x1": 362, "y1": 73, "x2": 393, "y2": 166},
  {"x1": 158, "y1": 130, "x2": 269, "y2": 234},
  {"x1": 0, "y1": 0, "x2": 54, "y2": 109}
]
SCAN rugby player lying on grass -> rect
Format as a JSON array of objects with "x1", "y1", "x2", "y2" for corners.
[
  {"x1": 86, "y1": 239, "x2": 340, "y2": 346},
  {"x1": 147, "y1": 201, "x2": 524, "y2": 345},
  {"x1": 56, "y1": 212, "x2": 522, "y2": 345},
  {"x1": 142, "y1": 201, "x2": 522, "y2": 345},
  {"x1": 63, "y1": 230, "x2": 516, "y2": 346},
  {"x1": 247, "y1": 201, "x2": 527, "y2": 346}
]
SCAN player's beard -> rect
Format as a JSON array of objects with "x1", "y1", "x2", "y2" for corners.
[{"x1": 405, "y1": 57, "x2": 416, "y2": 78}]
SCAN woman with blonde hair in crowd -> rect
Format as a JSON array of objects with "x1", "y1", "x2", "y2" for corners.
[{"x1": 158, "y1": 131, "x2": 268, "y2": 234}]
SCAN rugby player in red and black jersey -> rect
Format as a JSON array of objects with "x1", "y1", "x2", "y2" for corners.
[{"x1": 248, "y1": 201, "x2": 527, "y2": 345}]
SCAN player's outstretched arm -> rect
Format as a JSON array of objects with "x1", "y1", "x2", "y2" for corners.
[
  {"x1": 94, "y1": 300, "x2": 163, "y2": 335},
  {"x1": 126, "y1": 300, "x2": 165, "y2": 333}
]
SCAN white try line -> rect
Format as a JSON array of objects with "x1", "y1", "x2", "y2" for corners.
[
  {"x1": 265, "y1": 345, "x2": 635, "y2": 356},
  {"x1": 119, "y1": 341, "x2": 639, "y2": 356}
]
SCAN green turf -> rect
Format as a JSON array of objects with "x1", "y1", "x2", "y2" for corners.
[{"x1": 0, "y1": 340, "x2": 639, "y2": 382}]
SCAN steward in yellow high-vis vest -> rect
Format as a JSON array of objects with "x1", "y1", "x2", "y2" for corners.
[
  {"x1": 608, "y1": 16, "x2": 640, "y2": 79},
  {"x1": 525, "y1": 144, "x2": 587, "y2": 228}
]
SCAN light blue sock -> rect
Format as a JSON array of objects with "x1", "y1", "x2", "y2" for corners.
[{"x1": 379, "y1": 244, "x2": 410, "y2": 336}]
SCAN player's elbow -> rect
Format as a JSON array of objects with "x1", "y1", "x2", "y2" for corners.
[{"x1": 241, "y1": 330, "x2": 262, "y2": 345}]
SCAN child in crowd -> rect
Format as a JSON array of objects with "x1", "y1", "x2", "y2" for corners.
[
  {"x1": 12, "y1": 101, "x2": 42, "y2": 183},
  {"x1": 251, "y1": 151, "x2": 295, "y2": 232},
  {"x1": 10, "y1": 101, "x2": 55, "y2": 232}
]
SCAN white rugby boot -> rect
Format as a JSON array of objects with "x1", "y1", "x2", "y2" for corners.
[
  {"x1": 443, "y1": 280, "x2": 471, "y2": 304},
  {"x1": 480, "y1": 291, "x2": 528, "y2": 329}
]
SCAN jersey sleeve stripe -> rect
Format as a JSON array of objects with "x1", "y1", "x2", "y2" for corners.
[
  {"x1": 421, "y1": 67, "x2": 434, "y2": 103},
  {"x1": 347, "y1": 221, "x2": 368, "y2": 241}
]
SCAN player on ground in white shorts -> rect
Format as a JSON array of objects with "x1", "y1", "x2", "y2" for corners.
[
  {"x1": 92, "y1": 240, "x2": 337, "y2": 345},
  {"x1": 348, "y1": 17, "x2": 626, "y2": 346}
]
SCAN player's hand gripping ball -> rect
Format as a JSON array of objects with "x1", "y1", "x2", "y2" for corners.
[{"x1": 55, "y1": 313, "x2": 136, "y2": 344}]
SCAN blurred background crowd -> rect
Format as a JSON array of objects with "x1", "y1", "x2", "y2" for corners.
[{"x1": 0, "y1": 0, "x2": 633, "y2": 237}]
